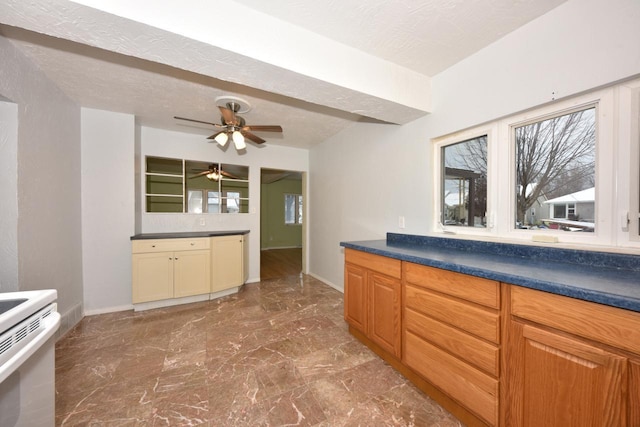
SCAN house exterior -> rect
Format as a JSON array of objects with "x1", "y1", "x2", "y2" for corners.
[
  {"x1": 545, "y1": 187, "x2": 595, "y2": 222},
  {"x1": 0, "y1": 0, "x2": 638, "y2": 336}
]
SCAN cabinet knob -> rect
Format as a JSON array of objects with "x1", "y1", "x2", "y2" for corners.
[
  {"x1": 152, "y1": 245, "x2": 156, "y2": 248},
  {"x1": 174, "y1": 257, "x2": 179, "y2": 260},
  {"x1": 190, "y1": 242, "x2": 195, "y2": 246}
]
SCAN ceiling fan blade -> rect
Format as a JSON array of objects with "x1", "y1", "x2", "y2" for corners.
[
  {"x1": 241, "y1": 130, "x2": 266, "y2": 144},
  {"x1": 174, "y1": 116, "x2": 219, "y2": 126},
  {"x1": 243, "y1": 125, "x2": 283, "y2": 132},
  {"x1": 218, "y1": 106, "x2": 237, "y2": 126},
  {"x1": 188, "y1": 170, "x2": 212, "y2": 179},
  {"x1": 220, "y1": 170, "x2": 240, "y2": 179}
]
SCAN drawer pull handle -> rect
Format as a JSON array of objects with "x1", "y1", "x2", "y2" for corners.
[{"x1": 151, "y1": 245, "x2": 156, "y2": 248}]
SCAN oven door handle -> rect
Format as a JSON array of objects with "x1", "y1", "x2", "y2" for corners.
[{"x1": 0, "y1": 311, "x2": 60, "y2": 384}]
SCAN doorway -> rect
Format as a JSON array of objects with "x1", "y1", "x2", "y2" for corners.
[{"x1": 260, "y1": 168, "x2": 305, "y2": 280}]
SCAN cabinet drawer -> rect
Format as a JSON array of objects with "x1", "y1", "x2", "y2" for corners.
[
  {"x1": 132, "y1": 238, "x2": 210, "y2": 253},
  {"x1": 345, "y1": 248, "x2": 401, "y2": 279},
  {"x1": 511, "y1": 286, "x2": 640, "y2": 355},
  {"x1": 406, "y1": 284, "x2": 500, "y2": 344},
  {"x1": 405, "y1": 330, "x2": 498, "y2": 425},
  {"x1": 404, "y1": 262, "x2": 499, "y2": 308},
  {"x1": 405, "y1": 307, "x2": 499, "y2": 377}
]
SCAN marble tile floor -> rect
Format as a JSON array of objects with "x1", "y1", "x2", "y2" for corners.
[{"x1": 55, "y1": 275, "x2": 464, "y2": 426}]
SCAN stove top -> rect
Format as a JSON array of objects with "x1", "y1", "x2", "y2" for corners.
[{"x1": 0, "y1": 290, "x2": 57, "y2": 335}]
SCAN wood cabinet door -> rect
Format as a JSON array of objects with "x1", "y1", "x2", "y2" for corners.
[
  {"x1": 508, "y1": 322, "x2": 626, "y2": 427},
  {"x1": 368, "y1": 273, "x2": 401, "y2": 358},
  {"x1": 344, "y1": 264, "x2": 368, "y2": 334},
  {"x1": 630, "y1": 359, "x2": 640, "y2": 426},
  {"x1": 132, "y1": 252, "x2": 174, "y2": 303},
  {"x1": 173, "y1": 249, "x2": 211, "y2": 298},
  {"x1": 211, "y1": 236, "x2": 243, "y2": 292}
]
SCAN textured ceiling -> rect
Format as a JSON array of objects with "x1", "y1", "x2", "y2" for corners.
[
  {"x1": 0, "y1": 0, "x2": 567, "y2": 150},
  {"x1": 232, "y1": 0, "x2": 567, "y2": 76}
]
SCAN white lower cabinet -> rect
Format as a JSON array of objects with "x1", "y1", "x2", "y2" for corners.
[
  {"x1": 211, "y1": 234, "x2": 246, "y2": 292},
  {"x1": 132, "y1": 234, "x2": 247, "y2": 307},
  {"x1": 132, "y1": 237, "x2": 211, "y2": 304}
]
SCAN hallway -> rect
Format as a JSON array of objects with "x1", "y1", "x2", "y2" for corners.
[{"x1": 260, "y1": 247, "x2": 302, "y2": 280}]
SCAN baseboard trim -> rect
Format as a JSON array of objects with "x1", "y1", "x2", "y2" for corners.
[
  {"x1": 308, "y1": 272, "x2": 343, "y2": 293},
  {"x1": 84, "y1": 304, "x2": 133, "y2": 316}
]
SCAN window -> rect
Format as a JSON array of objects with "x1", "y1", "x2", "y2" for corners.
[
  {"x1": 145, "y1": 157, "x2": 249, "y2": 213},
  {"x1": 432, "y1": 80, "x2": 640, "y2": 249},
  {"x1": 208, "y1": 191, "x2": 220, "y2": 213},
  {"x1": 224, "y1": 191, "x2": 240, "y2": 214},
  {"x1": 553, "y1": 204, "x2": 566, "y2": 219},
  {"x1": 284, "y1": 194, "x2": 303, "y2": 225},
  {"x1": 187, "y1": 190, "x2": 222, "y2": 213},
  {"x1": 441, "y1": 136, "x2": 487, "y2": 228},
  {"x1": 514, "y1": 107, "x2": 596, "y2": 231},
  {"x1": 187, "y1": 190, "x2": 204, "y2": 213}
]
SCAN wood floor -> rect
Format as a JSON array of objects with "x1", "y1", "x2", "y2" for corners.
[{"x1": 260, "y1": 247, "x2": 302, "y2": 280}]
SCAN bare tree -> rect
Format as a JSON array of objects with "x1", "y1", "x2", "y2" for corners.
[{"x1": 515, "y1": 108, "x2": 595, "y2": 224}]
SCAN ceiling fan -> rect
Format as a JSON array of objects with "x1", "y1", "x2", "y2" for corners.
[
  {"x1": 174, "y1": 99, "x2": 283, "y2": 150},
  {"x1": 189, "y1": 164, "x2": 238, "y2": 181}
]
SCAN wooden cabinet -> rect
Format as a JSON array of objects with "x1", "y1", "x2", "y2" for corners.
[
  {"x1": 630, "y1": 360, "x2": 640, "y2": 426},
  {"x1": 403, "y1": 262, "x2": 500, "y2": 426},
  {"x1": 504, "y1": 285, "x2": 640, "y2": 427},
  {"x1": 132, "y1": 238, "x2": 210, "y2": 303},
  {"x1": 211, "y1": 234, "x2": 246, "y2": 292},
  {"x1": 343, "y1": 250, "x2": 640, "y2": 427},
  {"x1": 344, "y1": 249, "x2": 402, "y2": 358},
  {"x1": 344, "y1": 263, "x2": 367, "y2": 333}
]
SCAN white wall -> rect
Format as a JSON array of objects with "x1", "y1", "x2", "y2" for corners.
[
  {"x1": 0, "y1": 34, "x2": 84, "y2": 334},
  {"x1": 81, "y1": 108, "x2": 135, "y2": 314},
  {"x1": 139, "y1": 126, "x2": 309, "y2": 282},
  {"x1": 0, "y1": 101, "x2": 18, "y2": 291},
  {"x1": 308, "y1": 0, "x2": 640, "y2": 291}
]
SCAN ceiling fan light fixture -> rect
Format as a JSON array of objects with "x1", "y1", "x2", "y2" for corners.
[
  {"x1": 206, "y1": 169, "x2": 221, "y2": 181},
  {"x1": 232, "y1": 131, "x2": 246, "y2": 150},
  {"x1": 214, "y1": 132, "x2": 229, "y2": 147}
]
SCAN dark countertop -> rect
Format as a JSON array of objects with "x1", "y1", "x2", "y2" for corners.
[
  {"x1": 131, "y1": 230, "x2": 249, "y2": 240},
  {"x1": 341, "y1": 233, "x2": 640, "y2": 313}
]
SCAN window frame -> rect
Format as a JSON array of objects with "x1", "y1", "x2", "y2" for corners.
[
  {"x1": 616, "y1": 79, "x2": 640, "y2": 246},
  {"x1": 284, "y1": 193, "x2": 303, "y2": 225},
  {"x1": 432, "y1": 81, "x2": 640, "y2": 250},
  {"x1": 433, "y1": 124, "x2": 498, "y2": 237},
  {"x1": 501, "y1": 94, "x2": 613, "y2": 245},
  {"x1": 441, "y1": 136, "x2": 489, "y2": 229}
]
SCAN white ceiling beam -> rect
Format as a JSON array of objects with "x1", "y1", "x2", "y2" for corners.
[{"x1": 0, "y1": 0, "x2": 432, "y2": 124}]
